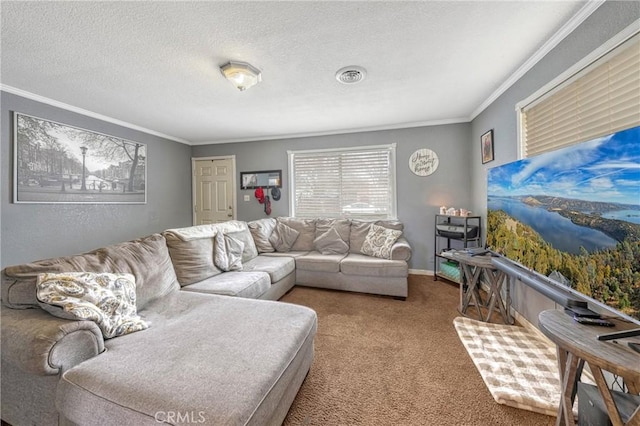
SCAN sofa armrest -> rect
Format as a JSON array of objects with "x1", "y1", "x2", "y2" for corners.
[
  {"x1": 390, "y1": 237, "x2": 412, "y2": 262},
  {"x1": 1, "y1": 307, "x2": 105, "y2": 375}
]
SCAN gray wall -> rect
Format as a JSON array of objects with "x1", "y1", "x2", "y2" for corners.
[
  {"x1": 469, "y1": 1, "x2": 640, "y2": 325},
  {"x1": 192, "y1": 123, "x2": 472, "y2": 271},
  {"x1": 1, "y1": 91, "x2": 193, "y2": 267}
]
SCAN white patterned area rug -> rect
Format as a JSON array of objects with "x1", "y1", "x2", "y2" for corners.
[{"x1": 453, "y1": 316, "x2": 564, "y2": 417}]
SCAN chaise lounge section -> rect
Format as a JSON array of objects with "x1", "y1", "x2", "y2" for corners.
[{"x1": 1, "y1": 232, "x2": 316, "y2": 426}]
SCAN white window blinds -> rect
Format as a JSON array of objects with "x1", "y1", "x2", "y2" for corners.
[
  {"x1": 522, "y1": 33, "x2": 640, "y2": 157},
  {"x1": 288, "y1": 144, "x2": 396, "y2": 219}
]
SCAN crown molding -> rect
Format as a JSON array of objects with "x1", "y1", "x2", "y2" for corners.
[
  {"x1": 469, "y1": 0, "x2": 605, "y2": 121},
  {"x1": 190, "y1": 117, "x2": 470, "y2": 145},
  {"x1": 0, "y1": 85, "x2": 191, "y2": 145}
]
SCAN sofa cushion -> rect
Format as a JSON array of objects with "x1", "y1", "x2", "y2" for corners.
[
  {"x1": 181, "y1": 272, "x2": 270, "y2": 298},
  {"x1": 36, "y1": 272, "x2": 149, "y2": 339},
  {"x1": 340, "y1": 253, "x2": 408, "y2": 278},
  {"x1": 277, "y1": 217, "x2": 316, "y2": 251},
  {"x1": 1, "y1": 234, "x2": 179, "y2": 311},
  {"x1": 56, "y1": 291, "x2": 317, "y2": 426},
  {"x1": 361, "y1": 224, "x2": 403, "y2": 259},
  {"x1": 243, "y1": 256, "x2": 296, "y2": 283},
  {"x1": 269, "y1": 222, "x2": 300, "y2": 252},
  {"x1": 248, "y1": 218, "x2": 277, "y2": 253},
  {"x1": 163, "y1": 232, "x2": 221, "y2": 286},
  {"x1": 296, "y1": 251, "x2": 347, "y2": 273},
  {"x1": 214, "y1": 233, "x2": 244, "y2": 272},
  {"x1": 261, "y1": 251, "x2": 310, "y2": 258},
  {"x1": 313, "y1": 228, "x2": 349, "y2": 255}
]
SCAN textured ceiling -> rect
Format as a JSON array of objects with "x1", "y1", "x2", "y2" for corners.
[{"x1": 1, "y1": 1, "x2": 590, "y2": 145}]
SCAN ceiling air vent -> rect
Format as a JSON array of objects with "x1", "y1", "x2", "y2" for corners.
[{"x1": 336, "y1": 66, "x2": 366, "y2": 84}]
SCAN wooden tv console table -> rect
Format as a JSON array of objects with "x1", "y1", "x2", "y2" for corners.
[
  {"x1": 441, "y1": 250, "x2": 513, "y2": 324},
  {"x1": 538, "y1": 310, "x2": 640, "y2": 426}
]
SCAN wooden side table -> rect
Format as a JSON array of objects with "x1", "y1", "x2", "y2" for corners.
[
  {"x1": 538, "y1": 310, "x2": 640, "y2": 426},
  {"x1": 441, "y1": 251, "x2": 513, "y2": 324}
]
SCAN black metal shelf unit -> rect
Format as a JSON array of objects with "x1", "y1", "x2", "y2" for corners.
[{"x1": 434, "y1": 214, "x2": 482, "y2": 283}]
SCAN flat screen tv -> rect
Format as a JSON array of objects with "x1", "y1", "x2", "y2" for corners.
[{"x1": 487, "y1": 126, "x2": 640, "y2": 332}]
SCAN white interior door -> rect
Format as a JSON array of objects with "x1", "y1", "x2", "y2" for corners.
[{"x1": 193, "y1": 158, "x2": 235, "y2": 225}]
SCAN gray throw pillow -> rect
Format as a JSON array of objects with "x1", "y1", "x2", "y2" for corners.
[
  {"x1": 268, "y1": 222, "x2": 300, "y2": 252},
  {"x1": 225, "y1": 228, "x2": 259, "y2": 262},
  {"x1": 277, "y1": 217, "x2": 315, "y2": 251},
  {"x1": 315, "y1": 218, "x2": 351, "y2": 242},
  {"x1": 164, "y1": 234, "x2": 221, "y2": 286},
  {"x1": 361, "y1": 224, "x2": 403, "y2": 259},
  {"x1": 214, "y1": 232, "x2": 244, "y2": 271},
  {"x1": 248, "y1": 218, "x2": 277, "y2": 253},
  {"x1": 314, "y1": 228, "x2": 349, "y2": 255}
]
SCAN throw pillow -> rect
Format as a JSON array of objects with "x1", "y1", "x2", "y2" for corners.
[
  {"x1": 164, "y1": 234, "x2": 221, "y2": 286},
  {"x1": 225, "y1": 228, "x2": 259, "y2": 262},
  {"x1": 248, "y1": 218, "x2": 277, "y2": 253},
  {"x1": 214, "y1": 232, "x2": 244, "y2": 271},
  {"x1": 276, "y1": 217, "x2": 315, "y2": 251},
  {"x1": 314, "y1": 228, "x2": 349, "y2": 255},
  {"x1": 268, "y1": 222, "x2": 300, "y2": 252},
  {"x1": 361, "y1": 224, "x2": 403, "y2": 259},
  {"x1": 36, "y1": 272, "x2": 149, "y2": 339},
  {"x1": 315, "y1": 218, "x2": 351, "y2": 242}
]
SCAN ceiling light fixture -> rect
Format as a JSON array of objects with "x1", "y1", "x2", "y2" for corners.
[
  {"x1": 336, "y1": 66, "x2": 366, "y2": 84},
  {"x1": 220, "y1": 61, "x2": 262, "y2": 91}
]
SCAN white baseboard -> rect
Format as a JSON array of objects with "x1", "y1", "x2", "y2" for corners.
[{"x1": 409, "y1": 269, "x2": 433, "y2": 276}]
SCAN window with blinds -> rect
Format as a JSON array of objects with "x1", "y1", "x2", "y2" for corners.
[
  {"x1": 288, "y1": 144, "x2": 397, "y2": 219},
  {"x1": 521, "y1": 33, "x2": 640, "y2": 157}
]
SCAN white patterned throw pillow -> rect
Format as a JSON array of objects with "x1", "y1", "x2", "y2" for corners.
[
  {"x1": 361, "y1": 224, "x2": 402, "y2": 259},
  {"x1": 36, "y1": 272, "x2": 149, "y2": 339}
]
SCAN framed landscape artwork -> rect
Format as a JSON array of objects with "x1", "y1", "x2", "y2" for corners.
[{"x1": 14, "y1": 112, "x2": 147, "y2": 204}]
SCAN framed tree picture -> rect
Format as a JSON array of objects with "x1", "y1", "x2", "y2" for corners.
[
  {"x1": 481, "y1": 129, "x2": 494, "y2": 164},
  {"x1": 13, "y1": 112, "x2": 146, "y2": 204}
]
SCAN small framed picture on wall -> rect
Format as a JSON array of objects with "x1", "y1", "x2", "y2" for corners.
[{"x1": 481, "y1": 129, "x2": 494, "y2": 164}]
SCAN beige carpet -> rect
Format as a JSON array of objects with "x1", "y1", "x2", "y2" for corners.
[{"x1": 282, "y1": 275, "x2": 556, "y2": 426}]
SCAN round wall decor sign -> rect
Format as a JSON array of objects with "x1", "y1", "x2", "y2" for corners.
[{"x1": 409, "y1": 148, "x2": 439, "y2": 176}]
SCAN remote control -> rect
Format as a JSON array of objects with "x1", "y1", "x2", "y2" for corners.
[
  {"x1": 565, "y1": 306, "x2": 601, "y2": 318},
  {"x1": 573, "y1": 316, "x2": 614, "y2": 327},
  {"x1": 598, "y1": 329, "x2": 640, "y2": 341}
]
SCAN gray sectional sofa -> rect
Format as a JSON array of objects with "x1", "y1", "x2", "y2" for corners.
[{"x1": 1, "y1": 217, "x2": 411, "y2": 425}]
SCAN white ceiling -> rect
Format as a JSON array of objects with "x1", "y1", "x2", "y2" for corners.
[{"x1": 1, "y1": 1, "x2": 594, "y2": 145}]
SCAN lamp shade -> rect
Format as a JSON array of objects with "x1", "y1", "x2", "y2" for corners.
[{"x1": 220, "y1": 61, "x2": 262, "y2": 91}]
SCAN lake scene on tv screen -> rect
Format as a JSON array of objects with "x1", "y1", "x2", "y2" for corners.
[{"x1": 487, "y1": 126, "x2": 640, "y2": 320}]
